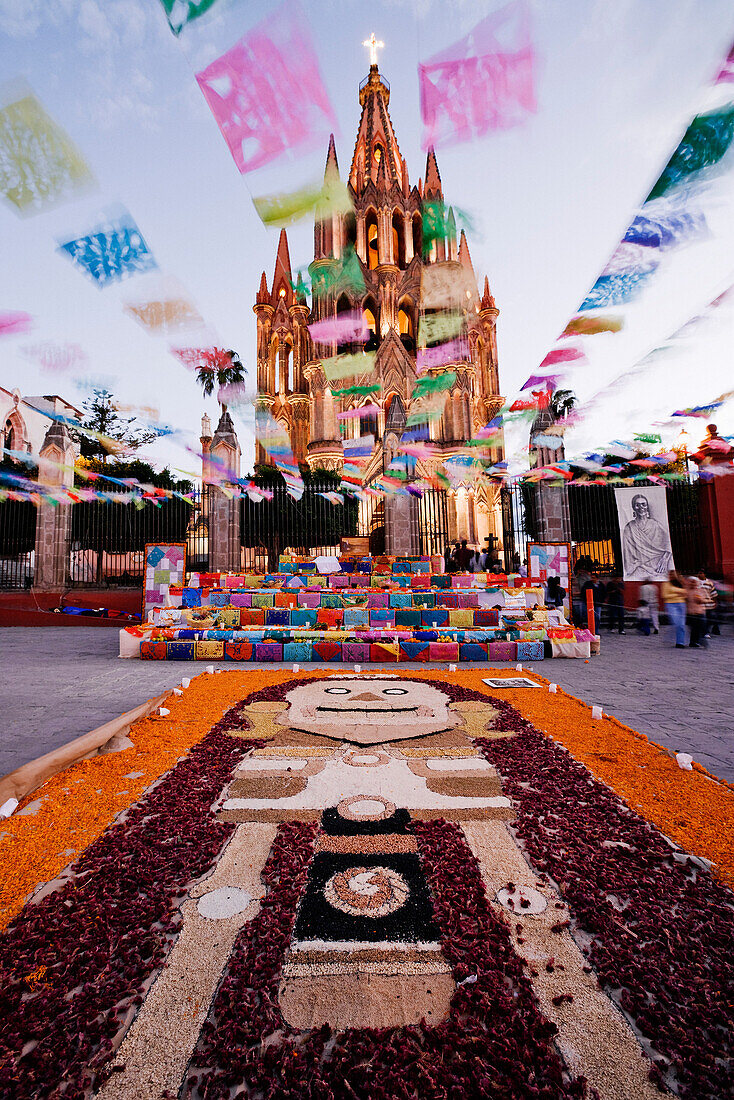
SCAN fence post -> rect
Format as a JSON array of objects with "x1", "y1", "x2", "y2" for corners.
[
  {"x1": 385, "y1": 493, "x2": 420, "y2": 556},
  {"x1": 33, "y1": 421, "x2": 76, "y2": 590},
  {"x1": 536, "y1": 483, "x2": 572, "y2": 544},
  {"x1": 208, "y1": 407, "x2": 242, "y2": 573}
]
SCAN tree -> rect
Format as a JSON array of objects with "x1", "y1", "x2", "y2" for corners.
[
  {"x1": 75, "y1": 457, "x2": 192, "y2": 491},
  {"x1": 548, "y1": 389, "x2": 577, "y2": 421},
  {"x1": 79, "y1": 389, "x2": 157, "y2": 464},
  {"x1": 195, "y1": 348, "x2": 246, "y2": 410}
]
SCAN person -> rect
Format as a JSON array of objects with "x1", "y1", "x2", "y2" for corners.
[
  {"x1": 661, "y1": 570, "x2": 687, "y2": 648},
  {"x1": 445, "y1": 543, "x2": 460, "y2": 574},
  {"x1": 442, "y1": 544, "x2": 452, "y2": 574},
  {"x1": 545, "y1": 576, "x2": 566, "y2": 609},
  {"x1": 621, "y1": 493, "x2": 674, "y2": 580},
  {"x1": 468, "y1": 549, "x2": 483, "y2": 573},
  {"x1": 455, "y1": 539, "x2": 473, "y2": 572},
  {"x1": 636, "y1": 598, "x2": 652, "y2": 636},
  {"x1": 684, "y1": 576, "x2": 707, "y2": 649},
  {"x1": 604, "y1": 577, "x2": 626, "y2": 634},
  {"x1": 698, "y1": 571, "x2": 718, "y2": 637},
  {"x1": 518, "y1": 558, "x2": 528, "y2": 578},
  {"x1": 638, "y1": 578, "x2": 660, "y2": 634},
  {"x1": 478, "y1": 545, "x2": 490, "y2": 570}
]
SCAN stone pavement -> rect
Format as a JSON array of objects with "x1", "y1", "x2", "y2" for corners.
[{"x1": 1, "y1": 627, "x2": 732, "y2": 782}]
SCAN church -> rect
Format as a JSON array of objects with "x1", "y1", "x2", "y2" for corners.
[{"x1": 253, "y1": 48, "x2": 504, "y2": 550}]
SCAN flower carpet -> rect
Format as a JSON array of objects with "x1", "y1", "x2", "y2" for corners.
[{"x1": 0, "y1": 669, "x2": 732, "y2": 1100}]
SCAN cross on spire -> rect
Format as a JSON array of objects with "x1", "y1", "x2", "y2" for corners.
[{"x1": 363, "y1": 32, "x2": 384, "y2": 67}]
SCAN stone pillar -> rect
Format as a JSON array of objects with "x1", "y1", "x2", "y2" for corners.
[
  {"x1": 33, "y1": 420, "x2": 76, "y2": 590},
  {"x1": 699, "y1": 475, "x2": 734, "y2": 580},
  {"x1": 208, "y1": 408, "x2": 242, "y2": 573},
  {"x1": 535, "y1": 484, "x2": 571, "y2": 544},
  {"x1": 385, "y1": 494, "x2": 420, "y2": 556}
]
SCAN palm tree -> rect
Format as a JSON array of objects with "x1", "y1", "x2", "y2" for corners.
[
  {"x1": 195, "y1": 348, "x2": 246, "y2": 411},
  {"x1": 548, "y1": 388, "x2": 577, "y2": 422}
]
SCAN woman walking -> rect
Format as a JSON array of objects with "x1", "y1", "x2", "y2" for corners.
[
  {"x1": 661, "y1": 570, "x2": 687, "y2": 648},
  {"x1": 684, "y1": 576, "x2": 707, "y2": 649}
]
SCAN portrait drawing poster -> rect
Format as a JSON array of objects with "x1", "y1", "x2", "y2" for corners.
[{"x1": 614, "y1": 486, "x2": 674, "y2": 581}]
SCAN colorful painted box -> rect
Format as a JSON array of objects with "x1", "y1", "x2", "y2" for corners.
[
  {"x1": 239, "y1": 608, "x2": 265, "y2": 627},
  {"x1": 516, "y1": 640, "x2": 545, "y2": 661},
  {"x1": 195, "y1": 640, "x2": 224, "y2": 660},
  {"x1": 252, "y1": 642, "x2": 280, "y2": 661},
  {"x1": 313, "y1": 641, "x2": 342, "y2": 661},
  {"x1": 458, "y1": 592, "x2": 479, "y2": 608},
  {"x1": 140, "y1": 641, "x2": 167, "y2": 660},
  {"x1": 209, "y1": 590, "x2": 229, "y2": 608},
  {"x1": 370, "y1": 642, "x2": 399, "y2": 662},
  {"x1": 224, "y1": 641, "x2": 254, "y2": 661},
  {"x1": 291, "y1": 609, "x2": 318, "y2": 628},
  {"x1": 437, "y1": 593, "x2": 459, "y2": 609},
  {"x1": 214, "y1": 609, "x2": 240, "y2": 628},
  {"x1": 399, "y1": 640, "x2": 430, "y2": 661},
  {"x1": 181, "y1": 588, "x2": 201, "y2": 608},
  {"x1": 319, "y1": 608, "x2": 343, "y2": 628},
  {"x1": 275, "y1": 591, "x2": 298, "y2": 609},
  {"x1": 224, "y1": 574, "x2": 245, "y2": 588},
  {"x1": 252, "y1": 592, "x2": 275, "y2": 609},
  {"x1": 230, "y1": 592, "x2": 252, "y2": 608},
  {"x1": 412, "y1": 592, "x2": 435, "y2": 609},
  {"x1": 487, "y1": 641, "x2": 517, "y2": 662},
  {"x1": 429, "y1": 641, "x2": 459, "y2": 661},
  {"x1": 265, "y1": 608, "x2": 290, "y2": 626},
  {"x1": 422, "y1": 609, "x2": 449, "y2": 628},
  {"x1": 342, "y1": 642, "x2": 371, "y2": 663},
  {"x1": 319, "y1": 592, "x2": 342, "y2": 609},
  {"x1": 370, "y1": 609, "x2": 395, "y2": 625},
  {"x1": 389, "y1": 592, "x2": 412, "y2": 609},
  {"x1": 283, "y1": 641, "x2": 313, "y2": 662},
  {"x1": 410, "y1": 574, "x2": 431, "y2": 589},
  {"x1": 395, "y1": 608, "x2": 421, "y2": 628},
  {"x1": 475, "y1": 609, "x2": 500, "y2": 627},
  {"x1": 298, "y1": 591, "x2": 322, "y2": 609},
  {"x1": 460, "y1": 642, "x2": 488, "y2": 661},
  {"x1": 449, "y1": 610, "x2": 475, "y2": 629},
  {"x1": 367, "y1": 593, "x2": 389, "y2": 609},
  {"x1": 432, "y1": 574, "x2": 451, "y2": 589},
  {"x1": 344, "y1": 608, "x2": 369, "y2": 629}
]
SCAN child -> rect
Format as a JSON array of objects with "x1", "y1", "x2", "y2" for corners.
[{"x1": 636, "y1": 598, "x2": 652, "y2": 636}]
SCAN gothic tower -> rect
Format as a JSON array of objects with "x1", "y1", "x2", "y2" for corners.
[{"x1": 254, "y1": 56, "x2": 504, "y2": 543}]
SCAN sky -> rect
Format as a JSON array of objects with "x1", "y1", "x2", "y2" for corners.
[{"x1": 1, "y1": 0, "x2": 733, "y2": 481}]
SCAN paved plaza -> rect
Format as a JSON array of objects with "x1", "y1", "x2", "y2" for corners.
[{"x1": 1, "y1": 626, "x2": 732, "y2": 783}]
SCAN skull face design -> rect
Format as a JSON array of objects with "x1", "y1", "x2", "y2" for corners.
[{"x1": 278, "y1": 678, "x2": 462, "y2": 744}]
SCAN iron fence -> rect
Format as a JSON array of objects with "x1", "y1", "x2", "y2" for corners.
[
  {"x1": 241, "y1": 478, "x2": 359, "y2": 572},
  {"x1": 501, "y1": 478, "x2": 704, "y2": 577},
  {"x1": 418, "y1": 489, "x2": 450, "y2": 557},
  {"x1": 0, "y1": 498, "x2": 36, "y2": 588},
  {"x1": 69, "y1": 496, "x2": 195, "y2": 586}
]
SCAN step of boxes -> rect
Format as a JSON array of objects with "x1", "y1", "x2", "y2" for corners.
[{"x1": 123, "y1": 553, "x2": 597, "y2": 662}]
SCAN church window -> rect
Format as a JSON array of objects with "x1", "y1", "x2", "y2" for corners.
[
  {"x1": 398, "y1": 299, "x2": 413, "y2": 336},
  {"x1": 392, "y1": 210, "x2": 405, "y2": 268},
  {"x1": 3, "y1": 418, "x2": 16, "y2": 453},
  {"x1": 366, "y1": 211, "x2": 379, "y2": 269},
  {"x1": 344, "y1": 211, "x2": 357, "y2": 250},
  {"x1": 363, "y1": 300, "x2": 378, "y2": 350},
  {"x1": 373, "y1": 143, "x2": 383, "y2": 167},
  {"x1": 412, "y1": 212, "x2": 422, "y2": 260}
]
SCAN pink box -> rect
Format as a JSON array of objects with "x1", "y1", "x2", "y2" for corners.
[
  {"x1": 367, "y1": 593, "x2": 389, "y2": 609},
  {"x1": 458, "y1": 592, "x2": 479, "y2": 608},
  {"x1": 429, "y1": 642, "x2": 460, "y2": 661},
  {"x1": 225, "y1": 574, "x2": 245, "y2": 588},
  {"x1": 451, "y1": 574, "x2": 472, "y2": 588},
  {"x1": 298, "y1": 591, "x2": 322, "y2": 609},
  {"x1": 487, "y1": 641, "x2": 517, "y2": 661},
  {"x1": 230, "y1": 592, "x2": 252, "y2": 608}
]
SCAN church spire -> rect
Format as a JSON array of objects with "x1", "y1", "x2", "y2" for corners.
[
  {"x1": 424, "y1": 146, "x2": 443, "y2": 200},
  {"x1": 348, "y1": 57, "x2": 403, "y2": 191},
  {"x1": 324, "y1": 133, "x2": 339, "y2": 181},
  {"x1": 271, "y1": 228, "x2": 294, "y2": 304},
  {"x1": 458, "y1": 229, "x2": 474, "y2": 274}
]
